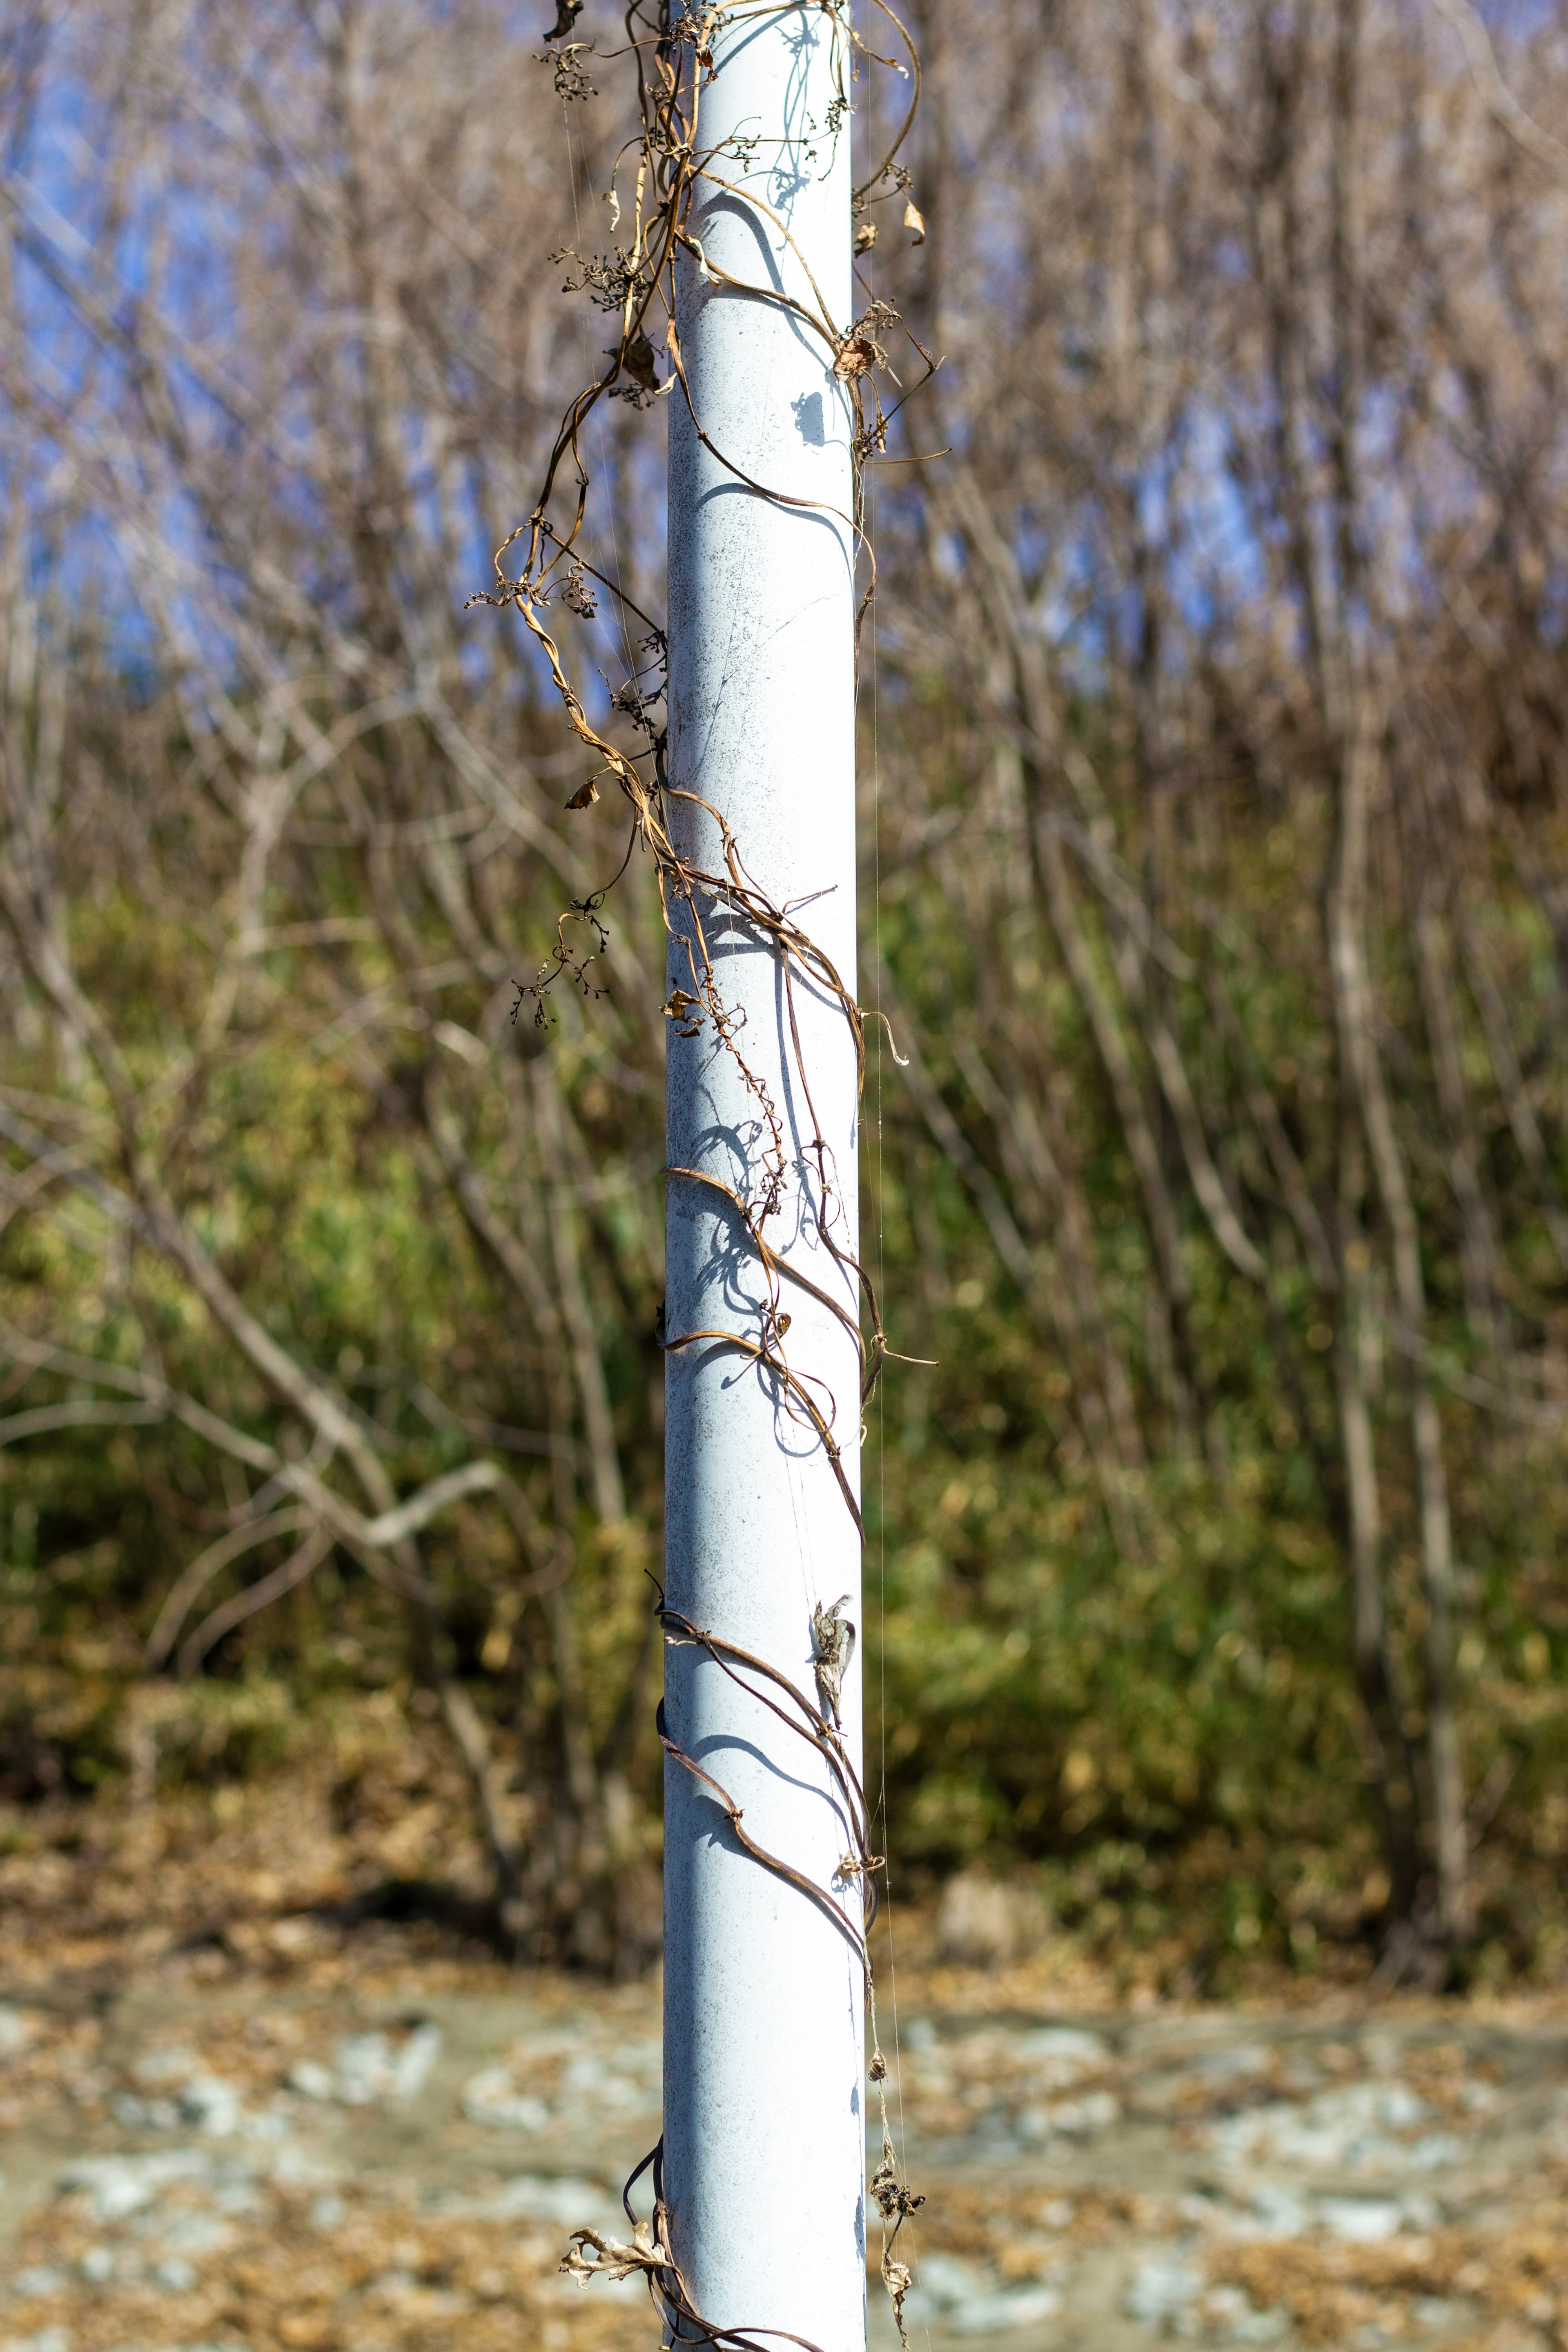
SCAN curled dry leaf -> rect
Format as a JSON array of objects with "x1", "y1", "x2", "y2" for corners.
[
  {"x1": 560, "y1": 561, "x2": 598, "y2": 617},
  {"x1": 664, "y1": 984, "x2": 703, "y2": 1037},
  {"x1": 566, "y1": 778, "x2": 601, "y2": 810},
  {"x1": 855, "y1": 221, "x2": 878, "y2": 253},
  {"x1": 833, "y1": 334, "x2": 879, "y2": 383},
  {"x1": 545, "y1": 0, "x2": 582, "y2": 33},
  {"x1": 560, "y1": 2219, "x2": 664, "y2": 2289},
  {"x1": 903, "y1": 196, "x2": 926, "y2": 244},
  {"x1": 623, "y1": 329, "x2": 659, "y2": 392},
  {"x1": 883, "y1": 2257, "x2": 913, "y2": 2350},
  {"x1": 811, "y1": 1592, "x2": 856, "y2": 1728}
]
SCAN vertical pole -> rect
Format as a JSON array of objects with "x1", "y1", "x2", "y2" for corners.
[{"x1": 664, "y1": 6, "x2": 862, "y2": 2352}]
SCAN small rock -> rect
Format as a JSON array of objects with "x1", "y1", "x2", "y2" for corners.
[
  {"x1": 390, "y1": 2022, "x2": 443, "y2": 2100},
  {"x1": 1315, "y1": 2198, "x2": 1404, "y2": 2244},
  {"x1": 904, "y1": 2252, "x2": 1067, "y2": 2332},
  {"x1": 1200, "y1": 2285, "x2": 1290, "y2": 2341},
  {"x1": 1014, "y1": 2027, "x2": 1111, "y2": 2091},
  {"x1": 0, "y1": 2006, "x2": 36, "y2": 2059},
  {"x1": 1019, "y1": 2090, "x2": 1120, "y2": 2142},
  {"x1": 267, "y1": 2143, "x2": 337, "y2": 2190},
  {"x1": 461, "y1": 2067, "x2": 551, "y2": 2131},
  {"x1": 237, "y1": 2106, "x2": 289, "y2": 2145},
  {"x1": 1207, "y1": 2077, "x2": 1436, "y2": 2173},
  {"x1": 333, "y1": 2031, "x2": 395, "y2": 2105},
  {"x1": 1406, "y1": 2134, "x2": 1466, "y2": 2169},
  {"x1": 906, "y1": 2252, "x2": 989, "y2": 2312},
  {"x1": 111, "y1": 2093, "x2": 180, "y2": 2129},
  {"x1": 948, "y1": 2287, "x2": 1062, "y2": 2336},
  {"x1": 368, "y1": 2270, "x2": 419, "y2": 2300},
  {"x1": 179, "y1": 2077, "x2": 245, "y2": 2136},
  {"x1": 287, "y1": 2061, "x2": 335, "y2": 2101},
  {"x1": 1192, "y1": 2044, "x2": 1273, "y2": 2085},
  {"x1": 12, "y1": 2272, "x2": 66, "y2": 2300},
  {"x1": 1247, "y1": 2183, "x2": 1310, "y2": 2239},
  {"x1": 437, "y1": 2173, "x2": 620, "y2": 2232},
  {"x1": 156, "y1": 2214, "x2": 235, "y2": 2259},
  {"x1": 1015, "y1": 2027, "x2": 1109, "y2": 2065},
  {"x1": 328, "y1": 2025, "x2": 439, "y2": 2105},
  {"x1": 135, "y1": 2048, "x2": 201, "y2": 2088},
  {"x1": 1194, "y1": 2182, "x2": 1309, "y2": 2241},
  {"x1": 58, "y1": 2150, "x2": 212, "y2": 2222},
  {"x1": 1125, "y1": 2256, "x2": 1205, "y2": 2325},
  {"x1": 563, "y1": 2055, "x2": 649, "y2": 2111}
]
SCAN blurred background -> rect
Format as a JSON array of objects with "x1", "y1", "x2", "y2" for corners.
[{"x1": 2, "y1": 0, "x2": 1568, "y2": 2009}]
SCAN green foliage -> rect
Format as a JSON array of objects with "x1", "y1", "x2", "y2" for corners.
[
  {"x1": 4, "y1": 706, "x2": 1564, "y2": 1975},
  {"x1": 5, "y1": 0, "x2": 1568, "y2": 1983}
]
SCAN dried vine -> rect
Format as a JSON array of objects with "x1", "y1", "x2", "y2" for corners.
[{"x1": 472, "y1": 0, "x2": 931, "y2": 2343}]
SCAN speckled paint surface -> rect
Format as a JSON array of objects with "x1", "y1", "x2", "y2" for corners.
[{"x1": 663, "y1": 9, "x2": 864, "y2": 2351}]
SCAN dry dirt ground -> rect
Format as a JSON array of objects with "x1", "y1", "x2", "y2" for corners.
[{"x1": 1, "y1": 1802, "x2": 1566, "y2": 2352}]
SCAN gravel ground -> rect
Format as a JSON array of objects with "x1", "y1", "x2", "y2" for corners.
[{"x1": 2, "y1": 1950, "x2": 1566, "y2": 2352}]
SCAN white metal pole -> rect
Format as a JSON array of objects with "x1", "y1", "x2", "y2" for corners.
[{"x1": 664, "y1": 5, "x2": 863, "y2": 2351}]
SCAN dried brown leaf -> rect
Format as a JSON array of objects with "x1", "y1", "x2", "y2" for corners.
[
  {"x1": 834, "y1": 334, "x2": 878, "y2": 383},
  {"x1": 622, "y1": 330, "x2": 658, "y2": 392}
]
